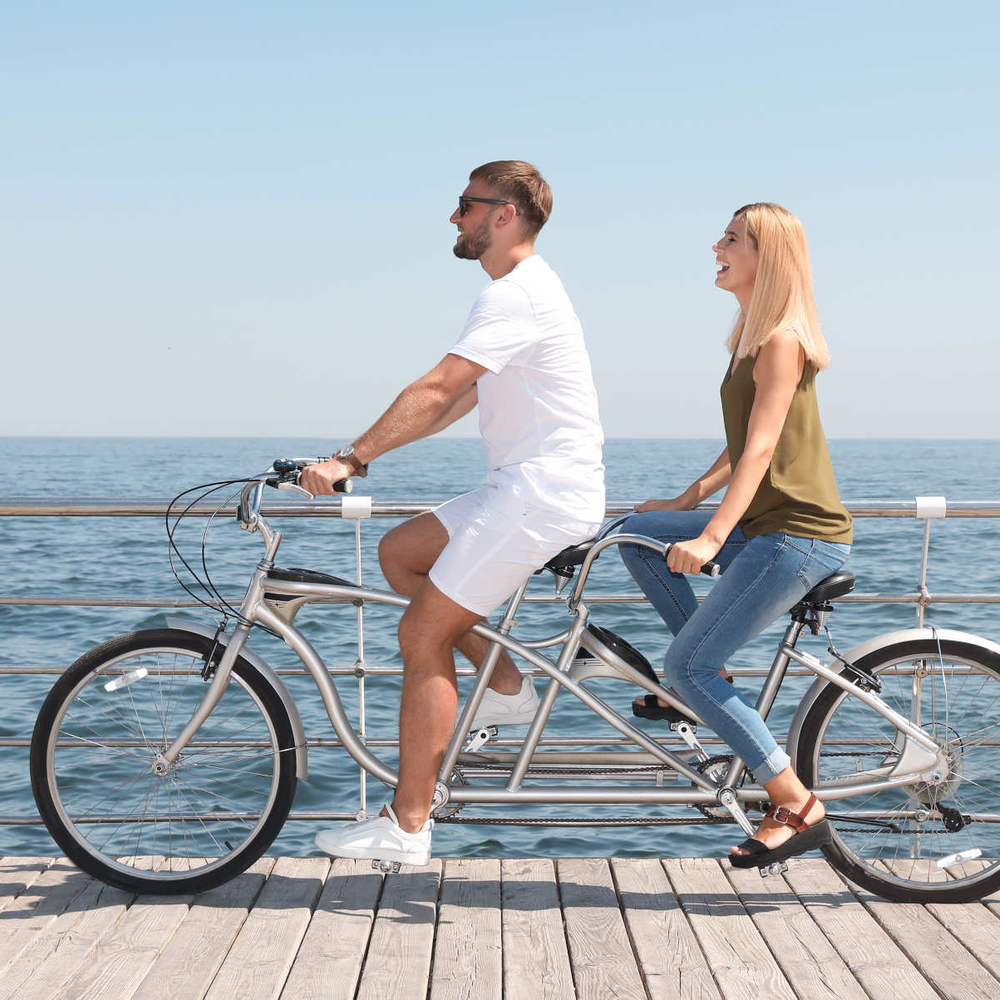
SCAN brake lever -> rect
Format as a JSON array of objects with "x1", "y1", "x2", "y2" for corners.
[{"x1": 276, "y1": 481, "x2": 314, "y2": 497}]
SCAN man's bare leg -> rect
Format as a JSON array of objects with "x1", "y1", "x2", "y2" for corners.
[
  {"x1": 391, "y1": 580, "x2": 483, "y2": 831},
  {"x1": 379, "y1": 513, "x2": 524, "y2": 694}
]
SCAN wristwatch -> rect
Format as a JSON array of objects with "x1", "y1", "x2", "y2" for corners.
[{"x1": 334, "y1": 444, "x2": 368, "y2": 477}]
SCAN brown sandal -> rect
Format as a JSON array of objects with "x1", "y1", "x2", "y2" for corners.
[{"x1": 729, "y1": 793, "x2": 831, "y2": 869}]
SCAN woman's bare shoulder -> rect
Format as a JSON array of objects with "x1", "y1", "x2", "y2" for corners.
[{"x1": 754, "y1": 330, "x2": 805, "y2": 382}]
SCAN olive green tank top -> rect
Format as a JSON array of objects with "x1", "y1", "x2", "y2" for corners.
[{"x1": 720, "y1": 354, "x2": 853, "y2": 543}]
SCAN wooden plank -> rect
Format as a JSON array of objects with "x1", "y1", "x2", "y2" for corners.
[
  {"x1": 55, "y1": 887, "x2": 194, "y2": 1000},
  {"x1": 131, "y1": 858, "x2": 275, "y2": 1000},
  {"x1": 429, "y1": 858, "x2": 502, "y2": 1000},
  {"x1": 845, "y1": 860, "x2": 1000, "y2": 999},
  {"x1": 557, "y1": 857, "x2": 646, "y2": 1000},
  {"x1": 0, "y1": 877, "x2": 132, "y2": 1000},
  {"x1": 931, "y1": 861, "x2": 1000, "y2": 981},
  {"x1": 500, "y1": 858, "x2": 574, "y2": 1000},
  {"x1": 204, "y1": 856, "x2": 329, "y2": 1000},
  {"x1": 610, "y1": 858, "x2": 720, "y2": 1000},
  {"x1": 781, "y1": 859, "x2": 938, "y2": 999},
  {"x1": 277, "y1": 859, "x2": 383, "y2": 1000},
  {"x1": 724, "y1": 863, "x2": 866, "y2": 1000},
  {"x1": 664, "y1": 858, "x2": 795, "y2": 1000},
  {"x1": 0, "y1": 858, "x2": 52, "y2": 916},
  {"x1": 0, "y1": 859, "x2": 93, "y2": 977},
  {"x1": 355, "y1": 861, "x2": 442, "y2": 1000}
]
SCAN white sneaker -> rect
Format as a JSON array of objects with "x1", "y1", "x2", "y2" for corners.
[
  {"x1": 469, "y1": 676, "x2": 540, "y2": 729},
  {"x1": 314, "y1": 803, "x2": 432, "y2": 866}
]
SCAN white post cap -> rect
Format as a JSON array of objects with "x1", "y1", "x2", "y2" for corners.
[
  {"x1": 915, "y1": 496, "x2": 947, "y2": 519},
  {"x1": 341, "y1": 495, "x2": 373, "y2": 519}
]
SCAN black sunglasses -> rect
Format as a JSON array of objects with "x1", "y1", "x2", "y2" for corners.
[{"x1": 457, "y1": 196, "x2": 517, "y2": 217}]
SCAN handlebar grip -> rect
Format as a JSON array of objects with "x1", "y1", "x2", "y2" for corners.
[
  {"x1": 333, "y1": 479, "x2": 353, "y2": 494},
  {"x1": 662, "y1": 542, "x2": 721, "y2": 578}
]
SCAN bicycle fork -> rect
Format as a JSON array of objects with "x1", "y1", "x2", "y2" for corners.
[{"x1": 154, "y1": 538, "x2": 278, "y2": 774}]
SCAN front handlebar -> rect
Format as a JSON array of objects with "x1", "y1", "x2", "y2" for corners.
[
  {"x1": 236, "y1": 457, "x2": 359, "y2": 532},
  {"x1": 267, "y1": 457, "x2": 353, "y2": 494}
]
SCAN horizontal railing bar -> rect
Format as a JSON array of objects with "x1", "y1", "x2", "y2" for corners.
[
  {"x1": 2, "y1": 498, "x2": 999, "y2": 518},
  {"x1": 0, "y1": 663, "x2": 989, "y2": 679},
  {"x1": 7, "y1": 809, "x2": 998, "y2": 827},
  {"x1": 2, "y1": 592, "x2": 997, "y2": 608},
  {"x1": 0, "y1": 734, "x2": 730, "y2": 747},
  {"x1": 3, "y1": 733, "x2": 991, "y2": 749}
]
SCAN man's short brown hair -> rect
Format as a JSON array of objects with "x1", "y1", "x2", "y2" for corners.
[{"x1": 468, "y1": 160, "x2": 552, "y2": 239}]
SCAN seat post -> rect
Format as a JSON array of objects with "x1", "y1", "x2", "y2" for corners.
[
  {"x1": 437, "y1": 578, "x2": 532, "y2": 786},
  {"x1": 754, "y1": 618, "x2": 807, "y2": 724}
]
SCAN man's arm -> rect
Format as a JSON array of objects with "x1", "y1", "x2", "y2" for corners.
[
  {"x1": 301, "y1": 353, "x2": 486, "y2": 496},
  {"x1": 397, "y1": 383, "x2": 478, "y2": 446}
]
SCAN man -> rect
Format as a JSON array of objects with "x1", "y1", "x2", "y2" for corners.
[{"x1": 304, "y1": 160, "x2": 605, "y2": 865}]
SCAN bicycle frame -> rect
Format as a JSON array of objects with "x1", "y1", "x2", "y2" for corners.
[{"x1": 153, "y1": 482, "x2": 949, "y2": 819}]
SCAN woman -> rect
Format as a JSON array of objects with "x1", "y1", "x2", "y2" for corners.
[{"x1": 620, "y1": 203, "x2": 852, "y2": 869}]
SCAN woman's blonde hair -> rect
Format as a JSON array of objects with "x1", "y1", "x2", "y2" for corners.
[{"x1": 725, "y1": 202, "x2": 831, "y2": 370}]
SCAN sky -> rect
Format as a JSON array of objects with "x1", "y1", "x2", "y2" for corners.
[{"x1": 2, "y1": 1, "x2": 997, "y2": 439}]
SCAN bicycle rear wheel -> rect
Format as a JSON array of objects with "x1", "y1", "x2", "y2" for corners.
[
  {"x1": 796, "y1": 636, "x2": 1000, "y2": 902},
  {"x1": 31, "y1": 628, "x2": 297, "y2": 894}
]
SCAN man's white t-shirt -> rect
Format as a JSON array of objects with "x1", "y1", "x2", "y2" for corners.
[{"x1": 449, "y1": 254, "x2": 605, "y2": 524}]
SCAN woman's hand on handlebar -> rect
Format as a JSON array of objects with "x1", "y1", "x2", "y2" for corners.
[
  {"x1": 300, "y1": 458, "x2": 354, "y2": 497},
  {"x1": 667, "y1": 535, "x2": 722, "y2": 576}
]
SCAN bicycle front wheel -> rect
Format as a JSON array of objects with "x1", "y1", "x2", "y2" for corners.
[
  {"x1": 796, "y1": 636, "x2": 1000, "y2": 902},
  {"x1": 31, "y1": 628, "x2": 297, "y2": 894}
]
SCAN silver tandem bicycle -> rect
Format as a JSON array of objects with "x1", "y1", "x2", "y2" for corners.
[{"x1": 29, "y1": 459, "x2": 1000, "y2": 903}]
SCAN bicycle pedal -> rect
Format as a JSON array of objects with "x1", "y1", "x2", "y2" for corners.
[
  {"x1": 671, "y1": 721, "x2": 708, "y2": 760},
  {"x1": 464, "y1": 726, "x2": 497, "y2": 752},
  {"x1": 372, "y1": 859, "x2": 401, "y2": 874},
  {"x1": 758, "y1": 860, "x2": 788, "y2": 878},
  {"x1": 668, "y1": 720, "x2": 697, "y2": 732}
]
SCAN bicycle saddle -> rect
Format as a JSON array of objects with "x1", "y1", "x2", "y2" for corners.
[
  {"x1": 264, "y1": 566, "x2": 354, "y2": 602},
  {"x1": 267, "y1": 567, "x2": 354, "y2": 586},
  {"x1": 541, "y1": 540, "x2": 596, "y2": 573},
  {"x1": 801, "y1": 571, "x2": 856, "y2": 604}
]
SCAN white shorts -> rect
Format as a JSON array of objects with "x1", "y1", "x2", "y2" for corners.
[{"x1": 429, "y1": 485, "x2": 602, "y2": 617}]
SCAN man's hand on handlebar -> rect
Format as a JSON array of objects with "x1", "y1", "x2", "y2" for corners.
[{"x1": 300, "y1": 458, "x2": 355, "y2": 497}]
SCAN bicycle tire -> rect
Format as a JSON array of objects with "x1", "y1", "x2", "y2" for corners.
[
  {"x1": 796, "y1": 636, "x2": 1000, "y2": 902},
  {"x1": 31, "y1": 628, "x2": 297, "y2": 894}
]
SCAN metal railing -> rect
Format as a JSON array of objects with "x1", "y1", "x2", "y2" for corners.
[{"x1": 2, "y1": 495, "x2": 998, "y2": 829}]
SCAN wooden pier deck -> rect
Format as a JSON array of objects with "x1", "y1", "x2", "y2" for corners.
[{"x1": 2, "y1": 855, "x2": 1000, "y2": 1000}]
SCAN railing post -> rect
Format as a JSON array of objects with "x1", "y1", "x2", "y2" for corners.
[
  {"x1": 914, "y1": 496, "x2": 947, "y2": 628},
  {"x1": 341, "y1": 494, "x2": 373, "y2": 817}
]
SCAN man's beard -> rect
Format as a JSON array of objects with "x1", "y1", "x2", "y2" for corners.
[{"x1": 452, "y1": 217, "x2": 491, "y2": 259}]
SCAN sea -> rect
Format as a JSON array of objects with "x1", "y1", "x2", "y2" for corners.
[{"x1": 1, "y1": 437, "x2": 998, "y2": 860}]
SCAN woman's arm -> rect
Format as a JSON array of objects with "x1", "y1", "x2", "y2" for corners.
[
  {"x1": 667, "y1": 332, "x2": 804, "y2": 575},
  {"x1": 634, "y1": 448, "x2": 731, "y2": 512}
]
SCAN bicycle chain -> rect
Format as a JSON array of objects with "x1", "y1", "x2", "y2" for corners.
[
  {"x1": 451, "y1": 751, "x2": 958, "y2": 831},
  {"x1": 456, "y1": 761, "x2": 677, "y2": 777},
  {"x1": 437, "y1": 814, "x2": 732, "y2": 826}
]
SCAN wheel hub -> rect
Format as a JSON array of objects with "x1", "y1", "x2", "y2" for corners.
[{"x1": 907, "y1": 725, "x2": 964, "y2": 805}]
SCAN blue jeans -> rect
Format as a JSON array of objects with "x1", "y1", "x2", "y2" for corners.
[{"x1": 619, "y1": 510, "x2": 851, "y2": 782}]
